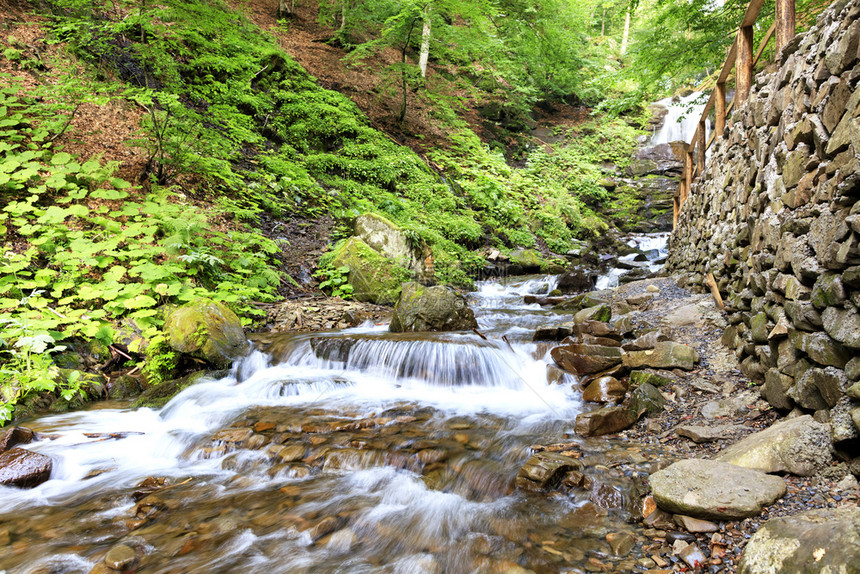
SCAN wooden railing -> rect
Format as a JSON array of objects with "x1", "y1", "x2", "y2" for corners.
[{"x1": 673, "y1": 0, "x2": 796, "y2": 229}]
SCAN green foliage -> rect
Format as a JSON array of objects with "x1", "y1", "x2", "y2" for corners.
[
  {"x1": 315, "y1": 264, "x2": 354, "y2": 299},
  {"x1": 141, "y1": 334, "x2": 178, "y2": 387}
]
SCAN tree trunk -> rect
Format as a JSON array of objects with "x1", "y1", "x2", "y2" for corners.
[
  {"x1": 601, "y1": 7, "x2": 606, "y2": 36},
  {"x1": 398, "y1": 21, "x2": 417, "y2": 123},
  {"x1": 340, "y1": 0, "x2": 348, "y2": 32},
  {"x1": 418, "y1": 6, "x2": 431, "y2": 78},
  {"x1": 277, "y1": 0, "x2": 292, "y2": 19},
  {"x1": 620, "y1": 9, "x2": 630, "y2": 54}
]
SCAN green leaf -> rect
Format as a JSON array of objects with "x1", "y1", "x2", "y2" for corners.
[
  {"x1": 122, "y1": 294, "x2": 157, "y2": 309},
  {"x1": 51, "y1": 152, "x2": 73, "y2": 165}
]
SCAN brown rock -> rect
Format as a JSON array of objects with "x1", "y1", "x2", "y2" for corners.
[
  {"x1": 551, "y1": 343, "x2": 623, "y2": 375},
  {"x1": 104, "y1": 544, "x2": 137, "y2": 570},
  {"x1": 581, "y1": 376, "x2": 627, "y2": 403},
  {"x1": 574, "y1": 406, "x2": 636, "y2": 436},
  {"x1": 0, "y1": 448, "x2": 52, "y2": 488},
  {"x1": 0, "y1": 426, "x2": 34, "y2": 454},
  {"x1": 674, "y1": 514, "x2": 719, "y2": 533},
  {"x1": 516, "y1": 452, "x2": 583, "y2": 491}
]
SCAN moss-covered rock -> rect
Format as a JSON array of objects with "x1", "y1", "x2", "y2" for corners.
[
  {"x1": 509, "y1": 248, "x2": 544, "y2": 271},
  {"x1": 164, "y1": 298, "x2": 248, "y2": 369},
  {"x1": 390, "y1": 282, "x2": 478, "y2": 332},
  {"x1": 133, "y1": 371, "x2": 223, "y2": 408},
  {"x1": 329, "y1": 237, "x2": 412, "y2": 305},
  {"x1": 354, "y1": 213, "x2": 431, "y2": 282}
]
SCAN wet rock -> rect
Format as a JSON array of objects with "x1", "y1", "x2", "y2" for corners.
[
  {"x1": 676, "y1": 424, "x2": 742, "y2": 443},
  {"x1": 212, "y1": 428, "x2": 253, "y2": 444},
  {"x1": 0, "y1": 426, "x2": 34, "y2": 454},
  {"x1": 716, "y1": 416, "x2": 833, "y2": 476},
  {"x1": 104, "y1": 544, "x2": 137, "y2": 570},
  {"x1": 677, "y1": 542, "x2": 707, "y2": 569},
  {"x1": 390, "y1": 282, "x2": 478, "y2": 332},
  {"x1": 606, "y1": 531, "x2": 635, "y2": 556},
  {"x1": 327, "y1": 528, "x2": 357, "y2": 552},
  {"x1": 738, "y1": 507, "x2": 860, "y2": 574},
  {"x1": 0, "y1": 448, "x2": 52, "y2": 488},
  {"x1": 649, "y1": 459, "x2": 786, "y2": 520},
  {"x1": 574, "y1": 406, "x2": 637, "y2": 436},
  {"x1": 516, "y1": 452, "x2": 583, "y2": 491},
  {"x1": 581, "y1": 376, "x2": 627, "y2": 403},
  {"x1": 550, "y1": 343, "x2": 623, "y2": 375},
  {"x1": 309, "y1": 516, "x2": 340, "y2": 541},
  {"x1": 133, "y1": 371, "x2": 221, "y2": 409},
  {"x1": 623, "y1": 341, "x2": 700, "y2": 370},
  {"x1": 557, "y1": 266, "x2": 596, "y2": 294},
  {"x1": 275, "y1": 444, "x2": 306, "y2": 463},
  {"x1": 164, "y1": 298, "x2": 249, "y2": 369},
  {"x1": 532, "y1": 322, "x2": 575, "y2": 341},
  {"x1": 628, "y1": 382, "x2": 666, "y2": 418}
]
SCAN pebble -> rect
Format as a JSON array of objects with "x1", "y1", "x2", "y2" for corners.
[{"x1": 104, "y1": 544, "x2": 136, "y2": 570}]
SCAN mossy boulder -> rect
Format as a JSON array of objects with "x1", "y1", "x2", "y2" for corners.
[
  {"x1": 390, "y1": 282, "x2": 478, "y2": 332},
  {"x1": 509, "y1": 248, "x2": 544, "y2": 272},
  {"x1": 354, "y1": 213, "x2": 431, "y2": 282},
  {"x1": 164, "y1": 299, "x2": 248, "y2": 369},
  {"x1": 133, "y1": 370, "x2": 223, "y2": 408},
  {"x1": 329, "y1": 237, "x2": 412, "y2": 305}
]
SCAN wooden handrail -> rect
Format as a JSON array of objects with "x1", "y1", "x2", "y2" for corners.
[{"x1": 673, "y1": 0, "x2": 795, "y2": 230}]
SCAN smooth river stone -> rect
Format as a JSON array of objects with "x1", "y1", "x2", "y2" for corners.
[
  {"x1": 0, "y1": 448, "x2": 52, "y2": 488},
  {"x1": 581, "y1": 376, "x2": 627, "y2": 403},
  {"x1": 649, "y1": 459, "x2": 786, "y2": 520}
]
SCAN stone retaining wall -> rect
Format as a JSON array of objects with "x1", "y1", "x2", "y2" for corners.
[{"x1": 666, "y1": 0, "x2": 860, "y2": 458}]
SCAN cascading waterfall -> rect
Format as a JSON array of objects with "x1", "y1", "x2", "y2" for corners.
[
  {"x1": 0, "y1": 271, "x2": 664, "y2": 573},
  {"x1": 649, "y1": 92, "x2": 711, "y2": 146}
]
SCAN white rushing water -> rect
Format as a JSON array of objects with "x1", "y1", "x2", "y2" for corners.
[
  {"x1": 650, "y1": 92, "x2": 710, "y2": 146},
  {"x1": 594, "y1": 233, "x2": 669, "y2": 290},
  {"x1": 0, "y1": 276, "x2": 582, "y2": 517}
]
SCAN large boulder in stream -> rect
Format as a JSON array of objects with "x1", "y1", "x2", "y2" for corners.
[
  {"x1": 0, "y1": 448, "x2": 52, "y2": 488},
  {"x1": 738, "y1": 507, "x2": 860, "y2": 574},
  {"x1": 390, "y1": 282, "x2": 478, "y2": 332},
  {"x1": 164, "y1": 298, "x2": 249, "y2": 369}
]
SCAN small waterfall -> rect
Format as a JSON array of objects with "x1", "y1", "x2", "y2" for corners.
[{"x1": 650, "y1": 92, "x2": 711, "y2": 146}]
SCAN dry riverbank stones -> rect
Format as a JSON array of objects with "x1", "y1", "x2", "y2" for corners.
[
  {"x1": 715, "y1": 415, "x2": 833, "y2": 476},
  {"x1": 738, "y1": 507, "x2": 860, "y2": 574},
  {"x1": 649, "y1": 459, "x2": 786, "y2": 520}
]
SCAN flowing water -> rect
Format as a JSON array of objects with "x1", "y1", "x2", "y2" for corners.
[
  {"x1": 0, "y1": 277, "x2": 667, "y2": 574},
  {"x1": 594, "y1": 233, "x2": 669, "y2": 290},
  {"x1": 649, "y1": 92, "x2": 710, "y2": 146}
]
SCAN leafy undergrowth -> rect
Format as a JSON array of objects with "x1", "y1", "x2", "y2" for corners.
[{"x1": 0, "y1": 0, "x2": 643, "y2": 421}]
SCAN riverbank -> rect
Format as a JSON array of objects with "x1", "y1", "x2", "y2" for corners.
[
  {"x1": 554, "y1": 275, "x2": 860, "y2": 572},
  {"x1": 1, "y1": 273, "x2": 857, "y2": 573}
]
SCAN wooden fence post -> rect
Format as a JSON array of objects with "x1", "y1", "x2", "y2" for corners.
[
  {"x1": 715, "y1": 82, "x2": 727, "y2": 136},
  {"x1": 697, "y1": 122, "x2": 707, "y2": 174},
  {"x1": 736, "y1": 26, "x2": 754, "y2": 107},
  {"x1": 684, "y1": 151, "x2": 694, "y2": 203},
  {"x1": 775, "y1": 0, "x2": 796, "y2": 54}
]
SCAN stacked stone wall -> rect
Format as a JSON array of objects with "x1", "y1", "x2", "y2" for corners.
[{"x1": 666, "y1": 0, "x2": 860, "y2": 454}]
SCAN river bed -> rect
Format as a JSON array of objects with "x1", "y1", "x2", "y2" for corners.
[{"x1": 0, "y1": 275, "x2": 674, "y2": 574}]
